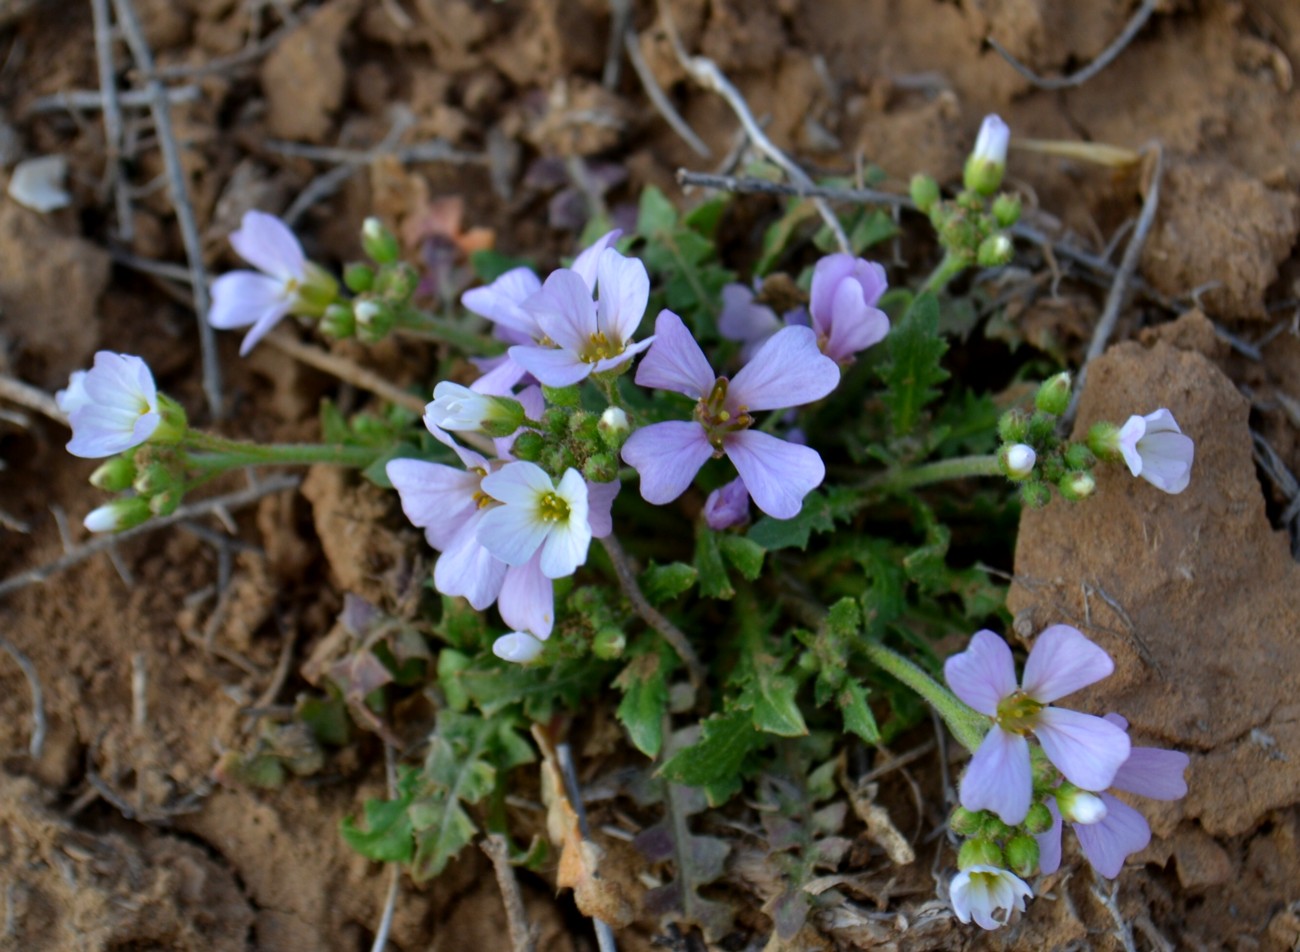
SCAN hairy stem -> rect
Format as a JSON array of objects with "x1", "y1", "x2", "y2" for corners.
[
  {"x1": 185, "y1": 431, "x2": 382, "y2": 469},
  {"x1": 868, "y1": 454, "x2": 1003, "y2": 493},
  {"x1": 861, "y1": 641, "x2": 987, "y2": 753}
]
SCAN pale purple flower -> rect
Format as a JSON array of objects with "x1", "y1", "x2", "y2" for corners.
[
  {"x1": 209, "y1": 210, "x2": 311, "y2": 356},
  {"x1": 949, "y1": 865, "x2": 1032, "y2": 931},
  {"x1": 703, "y1": 477, "x2": 749, "y2": 530},
  {"x1": 972, "y1": 114, "x2": 1010, "y2": 168},
  {"x1": 62, "y1": 352, "x2": 161, "y2": 458},
  {"x1": 509, "y1": 247, "x2": 654, "y2": 387},
  {"x1": 621, "y1": 310, "x2": 839, "y2": 520},
  {"x1": 478, "y1": 462, "x2": 591, "y2": 579},
  {"x1": 943, "y1": 626, "x2": 1131, "y2": 825},
  {"x1": 1117, "y1": 409, "x2": 1193, "y2": 494},
  {"x1": 1037, "y1": 713, "x2": 1189, "y2": 878},
  {"x1": 463, "y1": 230, "x2": 619, "y2": 395},
  {"x1": 717, "y1": 280, "x2": 806, "y2": 361},
  {"x1": 808, "y1": 254, "x2": 889, "y2": 363}
]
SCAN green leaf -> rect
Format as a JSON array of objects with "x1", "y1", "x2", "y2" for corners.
[
  {"x1": 637, "y1": 185, "x2": 678, "y2": 238},
  {"x1": 879, "y1": 292, "x2": 950, "y2": 436},
  {"x1": 718, "y1": 534, "x2": 765, "y2": 581},
  {"x1": 746, "y1": 669, "x2": 808, "y2": 737},
  {"x1": 319, "y1": 399, "x2": 350, "y2": 444},
  {"x1": 838, "y1": 680, "x2": 880, "y2": 743},
  {"x1": 849, "y1": 209, "x2": 899, "y2": 253},
  {"x1": 615, "y1": 650, "x2": 670, "y2": 757},
  {"x1": 361, "y1": 443, "x2": 424, "y2": 488},
  {"x1": 340, "y1": 767, "x2": 417, "y2": 863},
  {"x1": 660, "y1": 711, "x2": 761, "y2": 787},
  {"x1": 746, "y1": 488, "x2": 857, "y2": 551},
  {"x1": 683, "y1": 194, "x2": 730, "y2": 238},
  {"x1": 756, "y1": 200, "x2": 818, "y2": 275},
  {"x1": 470, "y1": 249, "x2": 534, "y2": 283},
  {"x1": 641, "y1": 561, "x2": 698, "y2": 606},
  {"x1": 694, "y1": 524, "x2": 734, "y2": 600}
]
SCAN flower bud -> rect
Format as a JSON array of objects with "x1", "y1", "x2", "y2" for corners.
[
  {"x1": 90, "y1": 456, "x2": 137, "y2": 492},
  {"x1": 354, "y1": 299, "x2": 396, "y2": 344},
  {"x1": 492, "y1": 631, "x2": 545, "y2": 664},
  {"x1": 568, "y1": 410, "x2": 599, "y2": 443},
  {"x1": 1027, "y1": 410, "x2": 1057, "y2": 445},
  {"x1": 950, "y1": 806, "x2": 983, "y2": 836},
  {"x1": 1035, "y1": 372, "x2": 1072, "y2": 416},
  {"x1": 152, "y1": 393, "x2": 189, "y2": 444},
  {"x1": 1056, "y1": 784, "x2": 1107, "y2": 825},
  {"x1": 343, "y1": 262, "x2": 375, "y2": 293},
  {"x1": 426, "y1": 382, "x2": 526, "y2": 438},
  {"x1": 542, "y1": 407, "x2": 569, "y2": 436},
  {"x1": 376, "y1": 262, "x2": 419, "y2": 301},
  {"x1": 598, "y1": 407, "x2": 630, "y2": 449},
  {"x1": 583, "y1": 452, "x2": 617, "y2": 483},
  {"x1": 958, "y1": 837, "x2": 1003, "y2": 871},
  {"x1": 294, "y1": 263, "x2": 341, "y2": 317},
  {"x1": 1063, "y1": 443, "x2": 1095, "y2": 470},
  {"x1": 511, "y1": 431, "x2": 545, "y2": 462},
  {"x1": 976, "y1": 233, "x2": 1014, "y2": 268},
  {"x1": 1020, "y1": 480, "x2": 1051, "y2": 509},
  {"x1": 133, "y1": 461, "x2": 181, "y2": 497},
  {"x1": 149, "y1": 489, "x2": 181, "y2": 517},
  {"x1": 542, "y1": 384, "x2": 581, "y2": 408},
  {"x1": 1005, "y1": 834, "x2": 1040, "y2": 878},
  {"x1": 992, "y1": 192, "x2": 1022, "y2": 228},
  {"x1": 319, "y1": 303, "x2": 356, "y2": 340},
  {"x1": 1058, "y1": 470, "x2": 1096, "y2": 501},
  {"x1": 998, "y1": 408, "x2": 1030, "y2": 444},
  {"x1": 361, "y1": 217, "x2": 400, "y2": 265},
  {"x1": 592, "y1": 627, "x2": 626, "y2": 660},
  {"x1": 964, "y1": 114, "x2": 1010, "y2": 196},
  {"x1": 1087, "y1": 421, "x2": 1122, "y2": 461},
  {"x1": 1023, "y1": 801, "x2": 1054, "y2": 834},
  {"x1": 909, "y1": 173, "x2": 941, "y2": 213},
  {"x1": 1000, "y1": 443, "x2": 1037, "y2": 480},
  {"x1": 83, "y1": 496, "x2": 151, "y2": 533}
]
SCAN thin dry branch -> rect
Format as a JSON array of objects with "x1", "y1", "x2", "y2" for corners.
[
  {"x1": 111, "y1": 0, "x2": 222, "y2": 418},
  {"x1": 28, "y1": 84, "x2": 199, "y2": 115},
  {"x1": 0, "y1": 373, "x2": 64, "y2": 424},
  {"x1": 482, "y1": 834, "x2": 536, "y2": 952},
  {"x1": 263, "y1": 331, "x2": 427, "y2": 416},
  {"x1": 623, "y1": 29, "x2": 709, "y2": 158},
  {"x1": 988, "y1": 0, "x2": 1159, "y2": 91},
  {"x1": 556, "y1": 742, "x2": 618, "y2": 952},
  {"x1": 89, "y1": 0, "x2": 133, "y2": 239},
  {"x1": 0, "y1": 635, "x2": 46, "y2": 758},
  {"x1": 263, "y1": 138, "x2": 485, "y2": 167},
  {"x1": 0, "y1": 475, "x2": 300, "y2": 600},
  {"x1": 369, "y1": 743, "x2": 401, "y2": 952}
]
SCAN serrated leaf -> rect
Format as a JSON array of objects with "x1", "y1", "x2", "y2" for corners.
[
  {"x1": 747, "y1": 490, "x2": 840, "y2": 551},
  {"x1": 879, "y1": 292, "x2": 949, "y2": 436},
  {"x1": 340, "y1": 767, "x2": 417, "y2": 863},
  {"x1": 838, "y1": 680, "x2": 880, "y2": 743},
  {"x1": 615, "y1": 651, "x2": 670, "y2": 757},
  {"x1": 718, "y1": 534, "x2": 765, "y2": 580},
  {"x1": 659, "y1": 711, "x2": 760, "y2": 787},
  {"x1": 694, "y1": 524, "x2": 734, "y2": 600},
  {"x1": 747, "y1": 669, "x2": 808, "y2": 737},
  {"x1": 641, "y1": 561, "x2": 698, "y2": 605}
]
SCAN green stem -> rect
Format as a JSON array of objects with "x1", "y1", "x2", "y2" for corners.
[
  {"x1": 867, "y1": 454, "x2": 1003, "y2": 493},
  {"x1": 393, "y1": 307, "x2": 506, "y2": 356},
  {"x1": 184, "y1": 431, "x2": 382, "y2": 469},
  {"x1": 862, "y1": 641, "x2": 987, "y2": 753},
  {"x1": 916, "y1": 253, "x2": 969, "y2": 299}
]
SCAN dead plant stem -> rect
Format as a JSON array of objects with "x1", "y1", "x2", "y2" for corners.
[
  {"x1": 482, "y1": 834, "x2": 536, "y2": 952},
  {"x1": 0, "y1": 635, "x2": 46, "y2": 758},
  {"x1": 988, "y1": 0, "x2": 1159, "y2": 90}
]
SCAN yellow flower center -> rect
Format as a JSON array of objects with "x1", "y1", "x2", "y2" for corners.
[
  {"x1": 994, "y1": 691, "x2": 1044, "y2": 734},
  {"x1": 537, "y1": 491, "x2": 570, "y2": 523},
  {"x1": 580, "y1": 331, "x2": 624, "y2": 364}
]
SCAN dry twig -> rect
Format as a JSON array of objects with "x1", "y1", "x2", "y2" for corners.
[
  {"x1": 263, "y1": 330, "x2": 427, "y2": 415},
  {"x1": 482, "y1": 834, "x2": 536, "y2": 952},
  {"x1": 988, "y1": 0, "x2": 1159, "y2": 90},
  {"x1": 370, "y1": 743, "x2": 401, "y2": 952},
  {"x1": 111, "y1": 0, "x2": 222, "y2": 417},
  {"x1": 556, "y1": 742, "x2": 618, "y2": 952},
  {"x1": 0, "y1": 635, "x2": 46, "y2": 758},
  {"x1": 0, "y1": 373, "x2": 64, "y2": 424},
  {"x1": 623, "y1": 30, "x2": 709, "y2": 158}
]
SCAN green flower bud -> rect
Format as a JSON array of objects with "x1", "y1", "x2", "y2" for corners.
[
  {"x1": 293, "y1": 263, "x2": 341, "y2": 317},
  {"x1": 592, "y1": 627, "x2": 626, "y2": 660},
  {"x1": 90, "y1": 456, "x2": 137, "y2": 492},
  {"x1": 354, "y1": 299, "x2": 396, "y2": 344},
  {"x1": 976, "y1": 233, "x2": 1014, "y2": 268},
  {"x1": 377, "y1": 262, "x2": 419, "y2": 301},
  {"x1": 1055, "y1": 783, "x2": 1107, "y2": 825},
  {"x1": 343, "y1": 262, "x2": 375, "y2": 293},
  {"x1": 1063, "y1": 443, "x2": 1096, "y2": 471},
  {"x1": 1035, "y1": 372, "x2": 1072, "y2": 416},
  {"x1": 151, "y1": 393, "x2": 188, "y2": 444},
  {"x1": 133, "y1": 461, "x2": 181, "y2": 497},
  {"x1": 1059, "y1": 470, "x2": 1096, "y2": 501},
  {"x1": 598, "y1": 407, "x2": 630, "y2": 450},
  {"x1": 958, "y1": 837, "x2": 1004, "y2": 871},
  {"x1": 998, "y1": 409, "x2": 1030, "y2": 444},
  {"x1": 511, "y1": 430, "x2": 545, "y2": 462},
  {"x1": 1005, "y1": 834, "x2": 1040, "y2": 878},
  {"x1": 950, "y1": 806, "x2": 984, "y2": 836},
  {"x1": 83, "y1": 496, "x2": 152, "y2": 533},
  {"x1": 148, "y1": 489, "x2": 181, "y2": 517},
  {"x1": 1030, "y1": 746, "x2": 1058, "y2": 788},
  {"x1": 542, "y1": 385, "x2": 581, "y2": 408},
  {"x1": 583, "y1": 452, "x2": 617, "y2": 483},
  {"x1": 963, "y1": 115, "x2": 1009, "y2": 197},
  {"x1": 1023, "y1": 801, "x2": 1054, "y2": 835},
  {"x1": 319, "y1": 303, "x2": 356, "y2": 340},
  {"x1": 980, "y1": 815, "x2": 1012, "y2": 840},
  {"x1": 992, "y1": 192, "x2": 1022, "y2": 228},
  {"x1": 1087, "y1": 421, "x2": 1122, "y2": 461},
  {"x1": 1027, "y1": 411, "x2": 1057, "y2": 445},
  {"x1": 568, "y1": 411, "x2": 599, "y2": 443},
  {"x1": 361, "y1": 217, "x2": 400, "y2": 265},
  {"x1": 1020, "y1": 480, "x2": 1051, "y2": 509},
  {"x1": 909, "y1": 173, "x2": 941, "y2": 213}
]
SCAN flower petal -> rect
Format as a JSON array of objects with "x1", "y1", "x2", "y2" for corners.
[
  {"x1": 621, "y1": 421, "x2": 712, "y2": 505},
  {"x1": 461, "y1": 266, "x2": 543, "y2": 339},
  {"x1": 493, "y1": 631, "x2": 546, "y2": 663},
  {"x1": 1111, "y1": 746, "x2": 1189, "y2": 800},
  {"x1": 809, "y1": 253, "x2": 859, "y2": 337},
  {"x1": 824, "y1": 278, "x2": 889, "y2": 361},
  {"x1": 959, "y1": 727, "x2": 1032, "y2": 824},
  {"x1": 470, "y1": 355, "x2": 529, "y2": 396},
  {"x1": 229, "y1": 210, "x2": 305, "y2": 281},
  {"x1": 1136, "y1": 430, "x2": 1194, "y2": 493},
  {"x1": 1036, "y1": 799, "x2": 1064, "y2": 875},
  {"x1": 84, "y1": 352, "x2": 157, "y2": 410},
  {"x1": 481, "y1": 460, "x2": 555, "y2": 507},
  {"x1": 703, "y1": 476, "x2": 749, "y2": 530},
  {"x1": 477, "y1": 502, "x2": 550, "y2": 567},
  {"x1": 568, "y1": 229, "x2": 620, "y2": 292},
  {"x1": 529, "y1": 268, "x2": 598, "y2": 353},
  {"x1": 1021, "y1": 624, "x2": 1114, "y2": 702},
  {"x1": 943, "y1": 630, "x2": 1017, "y2": 716},
  {"x1": 434, "y1": 516, "x2": 508, "y2": 610},
  {"x1": 1034, "y1": 707, "x2": 1131, "y2": 791},
  {"x1": 1074, "y1": 793, "x2": 1151, "y2": 878},
  {"x1": 498, "y1": 551, "x2": 554, "y2": 638},
  {"x1": 239, "y1": 305, "x2": 293, "y2": 356},
  {"x1": 718, "y1": 283, "x2": 781, "y2": 344},
  {"x1": 208, "y1": 271, "x2": 287, "y2": 330},
  {"x1": 723, "y1": 429, "x2": 824, "y2": 520},
  {"x1": 586, "y1": 479, "x2": 620, "y2": 538},
  {"x1": 728, "y1": 325, "x2": 840, "y2": 411},
  {"x1": 596, "y1": 248, "x2": 649, "y2": 344},
  {"x1": 385, "y1": 458, "x2": 480, "y2": 550},
  {"x1": 56, "y1": 370, "x2": 89, "y2": 415},
  {"x1": 633, "y1": 310, "x2": 715, "y2": 398},
  {"x1": 67, "y1": 405, "x2": 155, "y2": 458},
  {"x1": 508, "y1": 344, "x2": 592, "y2": 387}
]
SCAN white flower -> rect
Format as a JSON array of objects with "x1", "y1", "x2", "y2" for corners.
[
  {"x1": 950, "y1": 865, "x2": 1032, "y2": 931},
  {"x1": 972, "y1": 114, "x2": 1010, "y2": 167},
  {"x1": 1004, "y1": 443, "x2": 1036, "y2": 479},
  {"x1": 208, "y1": 210, "x2": 311, "y2": 356},
  {"x1": 424, "y1": 381, "x2": 523, "y2": 435},
  {"x1": 493, "y1": 631, "x2": 546, "y2": 664},
  {"x1": 477, "y1": 462, "x2": 591, "y2": 579},
  {"x1": 83, "y1": 497, "x2": 150, "y2": 533},
  {"x1": 63, "y1": 352, "x2": 161, "y2": 459},
  {"x1": 1117, "y1": 408, "x2": 1194, "y2": 494},
  {"x1": 1057, "y1": 787, "x2": 1108, "y2": 825}
]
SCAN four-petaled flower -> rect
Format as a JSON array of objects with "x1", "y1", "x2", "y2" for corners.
[
  {"x1": 509, "y1": 247, "x2": 654, "y2": 387},
  {"x1": 478, "y1": 462, "x2": 592, "y2": 580},
  {"x1": 949, "y1": 865, "x2": 1032, "y2": 931},
  {"x1": 622, "y1": 310, "x2": 839, "y2": 519},
  {"x1": 944, "y1": 626, "x2": 1131, "y2": 825},
  {"x1": 808, "y1": 254, "x2": 890, "y2": 363},
  {"x1": 209, "y1": 210, "x2": 323, "y2": 356},
  {"x1": 717, "y1": 279, "x2": 806, "y2": 360},
  {"x1": 1037, "y1": 713, "x2": 1189, "y2": 878},
  {"x1": 1118, "y1": 408, "x2": 1194, "y2": 494},
  {"x1": 60, "y1": 351, "x2": 162, "y2": 459}
]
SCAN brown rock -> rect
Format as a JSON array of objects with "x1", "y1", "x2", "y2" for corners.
[
  {"x1": 1172, "y1": 826, "x2": 1234, "y2": 889},
  {"x1": 1008, "y1": 336, "x2": 1300, "y2": 836},
  {"x1": 259, "y1": 0, "x2": 359, "y2": 142}
]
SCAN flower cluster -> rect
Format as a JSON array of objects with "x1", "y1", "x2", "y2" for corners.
[{"x1": 943, "y1": 626, "x2": 1189, "y2": 930}]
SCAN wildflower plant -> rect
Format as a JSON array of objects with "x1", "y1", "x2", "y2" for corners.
[{"x1": 57, "y1": 113, "x2": 1195, "y2": 936}]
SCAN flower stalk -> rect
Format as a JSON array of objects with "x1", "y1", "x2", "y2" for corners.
[{"x1": 861, "y1": 640, "x2": 987, "y2": 752}]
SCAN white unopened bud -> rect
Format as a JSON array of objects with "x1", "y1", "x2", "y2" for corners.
[
  {"x1": 492, "y1": 631, "x2": 545, "y2": 664},
  {"x1": 1058, "y1": 788, "x2": 1108, "y2": 825},
  {"x1": 1005, "y1": 443, "x2": 1036, "y2": 478}
]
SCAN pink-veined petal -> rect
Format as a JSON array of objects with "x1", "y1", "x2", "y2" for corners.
[
  {"x1": 1036, "y1": 799, "x2": 1065, "y2": 875},
  {"x1": 824, "y1": 278, "x2": 889, "y2": 361},
  {"x1": 1034, "y1": 707, "x2": 1130, "y2": 791},
  {"x1": 386, "y1": 458, "x2": 481, "y2": 550},
  {"x1": 434, "y1": 517, "x2": 508, "y2": 610},
  {"x1": 943, "y1": 630, "x2": 1018, "y2": 716},
  {"x1": 959, "y1": 727, "x2": 1033, "y2": 824},
  {"x1": 621, "y1": 421, "x2": 712, "y2": 505},
  {"x1": 499, "y1": 552, "x2": 554, "y2": 638},
  {"x1": 569, "y1": 229, "x2": 620, "y2": 292},
  {"x1": 728, "y1": 325, "x2": 840, "y2": 411},
  {"x1": 1022, "y1": 624, "x2": 1114, "y2": 702},
  {"x1": 723, "y1": 429, "x2": 824, "y2": 520},
  {"x1": 508, "y1": 344, "x2": 592, "y2": 387},
  {"x1": 1074, "y1": 793, "x2": 1151, "y2": 879},
  {"x1": 596, "y1": 247, "x2": 649, "y2": 344},
  {"x1": 586, "y1": 480, "x2": 620, "y2": 538},
  {"x1": 229, "y1": 210, "x2": 306, "y2": 281},
  {"x1": 809, "y1": 254, "x2": 858, "y2": 336},
  {"x1": 462, "y1": 266, "x2": 543, "y2": 339},
  {"x1": 530, "y1": 268, "x2": 599, "y2": 353},
  {"x1": 1111, "y1": 746, "x2": 1190, "y2": 800},
  {"x1": 633, "y1": 310, "x2": 715, "y2": 398}
]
